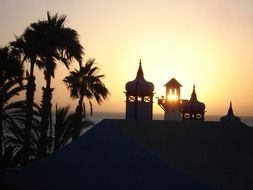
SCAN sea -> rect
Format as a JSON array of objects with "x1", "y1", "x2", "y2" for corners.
[{"x1": 87, "y1": 112, "x2": 253, "y2": 127}]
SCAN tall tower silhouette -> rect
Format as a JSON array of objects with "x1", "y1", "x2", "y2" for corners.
[
  {"x1": 158, "y1": 78, "x2": 182, "y2": 120},
  {"x1": 125, "y1": 60, "x2": 154, "y2": 120}
]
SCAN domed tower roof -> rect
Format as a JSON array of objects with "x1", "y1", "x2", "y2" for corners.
[
  {"x1": 125, "y1": 60, "x2": 154, "y2": 96},
  {"x1": 182, "y1": 85, "x2": 205, "y2": 113},
  {"x1": 220, "y1": 102, "x2": 240, "y2": 122}
]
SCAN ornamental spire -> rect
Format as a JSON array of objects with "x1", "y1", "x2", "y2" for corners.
[
  {"x1": 227, "y1": 101, "x2": 235, "y2": 116},
  {"x1": 136, "y1": 59, "x2": 144, "y2": 79},
  {"x1": 190, "y1": 84, "x2": 198, "y2": 101},
  {"x1": 220, "y1": 101, "x2": 241, "y2": 123}
]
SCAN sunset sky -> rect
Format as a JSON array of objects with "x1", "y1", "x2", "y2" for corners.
[{"x1": 1, "y1": 0, "x2": 253, "y2": 116}]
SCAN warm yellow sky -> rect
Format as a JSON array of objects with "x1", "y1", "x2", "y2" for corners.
[{"x1": 1, "y1": 0, "x2": 253, "y2": 116}]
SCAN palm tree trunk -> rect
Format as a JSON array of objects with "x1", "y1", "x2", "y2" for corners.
[
  {"x1": 39, "y1": 72, "x2": 53, "y2": 157},
  {"x1": 72, "y1": 95, "x2": 84, "y2": 139},
  {"x1": 24, "y1": 72, "x2": 36, "y2": 162}
]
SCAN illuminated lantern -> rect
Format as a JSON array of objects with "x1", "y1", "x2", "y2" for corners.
[
  {"x1": 158, "y1": 78, "x2": 182, "y2": 120},
  {"x1": 125, "y1": 60, "x2": 154, "y2": 120}
]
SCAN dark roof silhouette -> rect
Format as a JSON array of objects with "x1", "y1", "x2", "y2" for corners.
[
  {"x1": 125, "y1": 60, "x2": 154, "y2": 96},
  {"x1": 220, "y1": 101, "x2": 247, "y2": 127},
  {"x1": 109, "y1": 119, "x2": 252, "y2": 190},
  {"x1": 164, "y1": 78, "x2": 182, "y2": 87},
  {"x1": 3, "y1": 120, "x2": 209, "y2": 190},
  {"x1": 220, "y1": 102, "x2": 242, "y2": 124}
]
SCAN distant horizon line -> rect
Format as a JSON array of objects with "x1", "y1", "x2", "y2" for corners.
[
  {"x1": 87, "y1": 112, "x2": 253, "y2": 126},
  {"x1": 91, "y1": 111, "x2": 253, "y2": 117}
]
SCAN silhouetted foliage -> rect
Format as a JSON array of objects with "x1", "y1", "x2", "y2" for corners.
[
  {"x1": 53, "y1": 105, "x2": 93, "y2": 151},
  {"x1": 25, "y1": 12, "x2": 85, "y2": 157},
  {"x1": 10, "y1": 28, "x2": 45, "y2": 163},
  {"x1": 4, "y1": 100, "x2": 41, "y2": 166},
  {"x1": 63, "y1": 59, "x2": 109, "y2": 138},
  {"x1": 0, "y1": 46, "x2": 24, "y2": 168},
  {"x1": 0, "y1": 12, "x2": 109, "y2": 170}
]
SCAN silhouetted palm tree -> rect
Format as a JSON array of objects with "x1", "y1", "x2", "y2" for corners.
[
  {"x1": 4, "y1": 98, "x2": 41, "y2": 166},
  {"x1": 53, "y1": 105, "x2": 92, "y2": 151},
  {"x1": 0, "y1": 46, "x2": 23, "y2": 167},
  {"x1": 10, "y1": 27, "x2": 44, "y2": 161},
  {"x1": 28, "y1": 12, "x2": 84, "y2": 157},
  {"x1": 5, "y1": 106, "x2": 40, "y2": 167},
  {"x1": 63, "y1": 59, "x2": 109, "y2": 139}
]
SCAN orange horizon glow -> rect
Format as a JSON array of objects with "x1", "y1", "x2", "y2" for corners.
[{"x1": 1, "y1": 0, "x2": 253, "y2": 117}]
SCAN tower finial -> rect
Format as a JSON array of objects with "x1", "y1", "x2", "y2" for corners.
[
  {"x1": 136, "y1": 59, "x2": 144, "y2": 79},
  {"x1": 190, "y1": 84, "x2": 197, "y2": 101},
  {"x1": 228, "y1": 101, "x2": 234, "y2": 115}
]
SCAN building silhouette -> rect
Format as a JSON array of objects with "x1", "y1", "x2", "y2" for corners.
[
  {"x1": 158, "y1": 78, "x2": 182, "y2": 120},
  {"x1": 158, "y1": 79, "x2": 206, "y2": 121},
  {"x1": 220, "y1": 102, "x2": 240, "y2": 122},
  {"x1": 220, "y1": 101, "x2": 247, "y2": 127},
  {"x1": 125, "y1": 60, "x2": 154, "y2": 120},
  {"x1": 181, "y1": 85, "x2": 206, "y2": 120}
]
